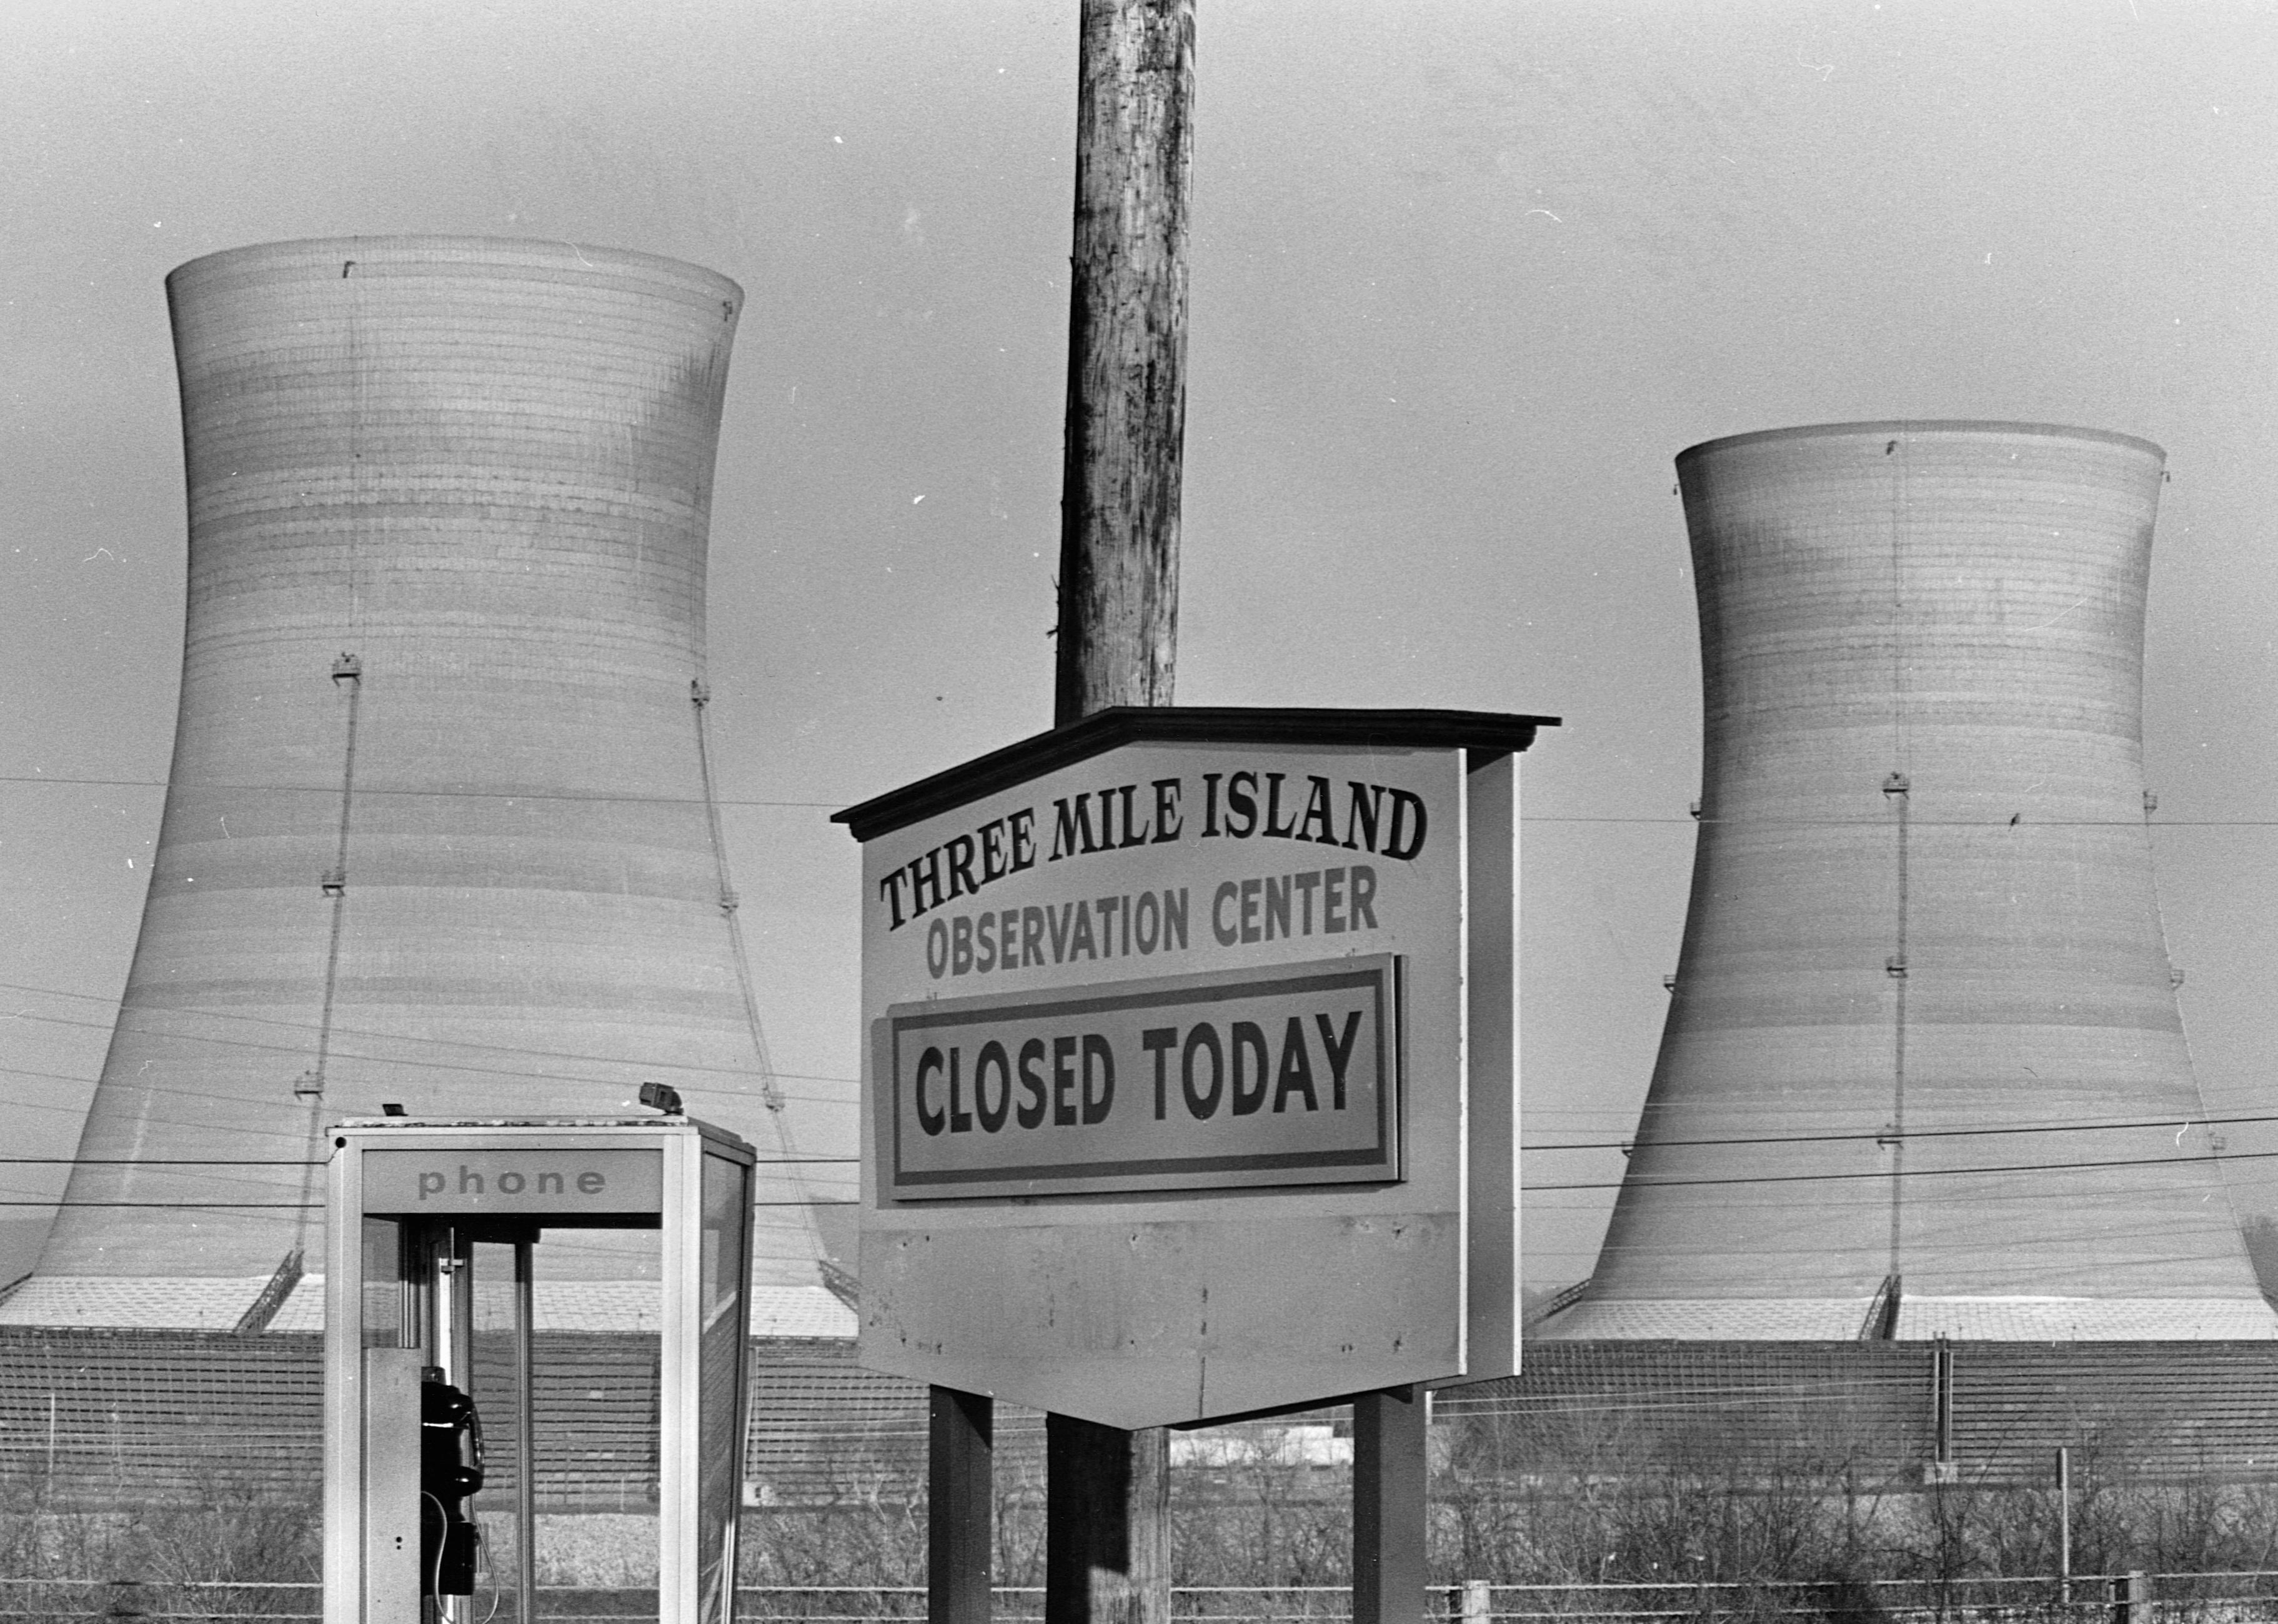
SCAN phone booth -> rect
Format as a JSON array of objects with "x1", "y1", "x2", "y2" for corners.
[{"x1": 321, "y1": 1113, "x2": 758, "y2": 1624}]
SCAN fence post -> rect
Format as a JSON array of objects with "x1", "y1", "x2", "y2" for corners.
[
  {"x1": 2056, "y1": 1445, "x2": 2072, "y2": 1606},
  {"x1": 1460, "y1": 1578, "x2": 1491, "y2": 1624},
  {"x1": 101, "y1": 1578, "x2": 144, "y2": 1623},
  {"x1": 1922, "y1": 1337, "x2": 1959, "y2": 1484},
  {"x1": 2108, "y1": 1570, "x2": 2147, "y2": 1624}
]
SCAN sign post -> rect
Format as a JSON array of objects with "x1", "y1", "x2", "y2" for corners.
[
  {"x1": 1353, "y1": 1387, "x2": 1428, "y2": 1624},
  {"x1": 837, "y1": 704, "x2": 1550, "y2": 1613}
]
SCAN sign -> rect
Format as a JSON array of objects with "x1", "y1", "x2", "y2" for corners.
[
  {"x1": 883, "y1": 956, "x2": 1400, "y2": 1200},
  {"x1": 360, "y1": 1146, "x2": 664, "y2": 1216},
  {"x1": 835, "y1": 707, "x2": 1545, "y2": 1429}
]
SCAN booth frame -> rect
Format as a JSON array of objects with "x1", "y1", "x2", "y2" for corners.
[{"x1": 321, "y1": 1115, "x2": 758, "y2": 1624}]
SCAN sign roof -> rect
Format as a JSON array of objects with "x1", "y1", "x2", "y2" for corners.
[{"x1": 832, "y1": 705, "x2": 1556, "y2": 841}]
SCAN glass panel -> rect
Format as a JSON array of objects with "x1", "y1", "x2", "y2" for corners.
[
  {"x1": 529, "y1": 1226, "x2": 662, "y2": 1623},
  {"x1": 468, "y1": 1240, "x2": 524, "y2": 1623},
  {"x1": 695, "y1": 1154, "x2": 752, "y2": 1624},
  {"x1": 360, "y1": 1216, "x2": 407, "y2": 1348}
]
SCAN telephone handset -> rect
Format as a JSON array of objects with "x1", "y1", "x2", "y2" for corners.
[{"x1": 419, "y1": 1371, "x2": 485, "y2": 1597}]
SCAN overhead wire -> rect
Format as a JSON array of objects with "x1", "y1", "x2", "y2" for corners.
[
  {"x1": 0, "y1": 979, "x2": 864, "y2": 1086},
  {"x1": 9, "y1": 968, "x2": 2269, "y2": 1154},
  {"x1": 7, "y1": 790, "x2": 2274, "y2": 1283},
  {"x1": 1522, "y1": 1111, "x2": 2278, "y2": 1154},
  {"x1": 0, "y1": 772, "x2": 850, "y2": 809},
  {"x1": 0, "y1": 1011, "x2": 857, "y2": 1113},
  {"x1": 21, "y1": 773, "x2": 2278, "y2": 828},
  {"x1": 0, "y1": 1155, "x2": 2247, "y2": 1211},
  {"x1": 0, "y1": 1195, "x2": 862, "y2": 1210},
  {"x1": 0, "y1": 1156, "x2": 854, "y2": 1166},
  {"x1": 1526, "y1": 1146, "x2": 2275, "y2": 1192},
  {"x1": 0, "y1": 1075, "x2": 839, "y2": 1151}
]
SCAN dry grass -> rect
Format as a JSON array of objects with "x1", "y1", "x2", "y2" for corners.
[{"x1": 6, "y1": 1416, "x2": 2278, "y2": 1605}]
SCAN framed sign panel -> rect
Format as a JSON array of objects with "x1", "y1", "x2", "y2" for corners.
[{"x1": 835, "y1": 707, "x2": 1549, "y2": 1428}]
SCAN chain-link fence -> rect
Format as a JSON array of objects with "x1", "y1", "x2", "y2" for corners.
[{"x1": 3, "y1": 1572, "x2": 2276, "y2": 1624}]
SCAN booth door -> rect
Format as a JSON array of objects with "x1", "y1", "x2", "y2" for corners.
[{"x1": 697, "y1": 1149, "x2": 755, "y2": 1624}]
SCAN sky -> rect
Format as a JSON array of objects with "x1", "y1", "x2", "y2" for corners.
[{"x1": 6, "y1": 0, "x2": 2278, "y2": 1292}]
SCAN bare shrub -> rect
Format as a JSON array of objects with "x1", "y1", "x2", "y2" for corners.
[{"x1": 1169, "y1": 1430, "x2": 1349, "y2": 1589}]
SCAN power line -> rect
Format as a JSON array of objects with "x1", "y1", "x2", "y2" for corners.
[
  {"x1": 15, "y1": 1150, "x2": 2248, "y2": 1199},
  {"x1": 0, "y1": 1082, "x2": 854, "y2": 1146},
  {"x1": 1528, "y1": 1146, "x2": 2271, "y2": 1192},
  {"x1": 0, "y1": 999, "x2": 863, "y2": 1084},
  {"x1": 1532, "y1": 1233, "x2": 2262, "y2": 1281},
  {"x1": 1, "y1": 1186, "x2": 857, "y2": 1211},
  {"x1": 1530, "y1": 1171, "x2": 2278, "y2": 1207},
  {"x1": 6, "y1": 1159, "x2": 2259, "y2": 1209},
  {"x1": 0, "y1": 1159, "x2": 311, "y2": 1167},
  {"x1": 22, "y1": 773, "x2": 2278, "y2": 828},
  {"x1": 0, "y1": 1099, "x2": 327, "y2": 1146},
  {"x1": 0, "y1": 1069, "x2": 843, "y2": 1147},
  {"x1": 0, "y1": 773, "x2": 851, "y2": 809},
  {"x1": 9, "y1": 977, "x2": 2266, "y2": 1147},
  {"x1": 0, "y1": 1064, "x2": 106, "y2": 1089},
  {"x1": 1521, "y1": 814, "x2": 2278, "y2": 828},
  {"x1": 0, "y1": 979, "x2": 862, "y2": 1086},
  {"x1": 0, "y1": 1155, "x2": 856, "y2": 1167},
  {"x1": 1520, "y1": 1111, "x2": 2278, "y2": 1155},
  {"x1": 0, "y1": 1009, "x2": 857, "y2": 1101},
  {"x1": 0, "y1": 1196, "x2": 863, "y2": 1210}
]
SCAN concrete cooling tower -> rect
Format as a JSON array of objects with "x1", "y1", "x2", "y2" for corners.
[
  {"x1": 1545, "y1": 420, "x2": 2277, "y2": 1342},
  {"x1": 4, "y1": 237, "x2": 828, "y2": 1332}
]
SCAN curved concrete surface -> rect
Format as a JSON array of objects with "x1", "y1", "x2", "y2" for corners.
[
  {"x1": 1547, "y1": 421, "x2": 2273, "y2": 1340},
  {"x1": 31, "y1": 239, "x2": 820, "y2": 1315}
]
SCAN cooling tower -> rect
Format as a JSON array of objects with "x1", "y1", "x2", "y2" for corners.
[
  {"x1": 1546, "y1": 420, "x2": 2276, "y2": 1341},
  {"x1": 9, "y1": 237, "x2": 823, "y2": 1330}
]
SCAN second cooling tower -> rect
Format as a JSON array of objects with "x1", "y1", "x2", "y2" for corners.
[
  {"x1": 11, "y1": 238, "x2": 822, "y2": 1329},
  {"x1": 1547, "y1": 420, "x2": 2273, "y2": 1340}
]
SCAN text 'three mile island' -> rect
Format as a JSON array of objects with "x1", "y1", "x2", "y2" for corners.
[{"x1": 877, "y1": 769, "x2": 1429, "y2": 931}]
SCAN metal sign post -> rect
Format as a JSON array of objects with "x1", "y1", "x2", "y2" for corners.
[{"x1": 321, "y1": 1114, "x2": 758, "y2": 1624}]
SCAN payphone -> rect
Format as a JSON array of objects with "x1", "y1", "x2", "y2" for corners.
[{"x1": 322, "y1": 1114, "x2": 759, "y2": 1624}]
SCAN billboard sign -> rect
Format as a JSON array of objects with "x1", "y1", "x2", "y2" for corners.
[{"x1": 835, "y1": 707, "x2": 1548, "y2": 1429}]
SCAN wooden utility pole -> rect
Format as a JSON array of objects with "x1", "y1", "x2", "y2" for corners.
[
  {"x1": 1045, "y1": 4, "x2": 1193, "y2": 1624},
  {"x1": 1053, "y1": 0, "x2": 1194, "y2": 726},
  {"x1": 928, "y1": 5, "x2": 1191, "y2": 1621},
  {"x1": 927, "y1": 3, "x2": 1191, "y2": 1618},
  {"x1": 1047, "y1": 1413, "x2": 1172, "y2": 1624}
]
